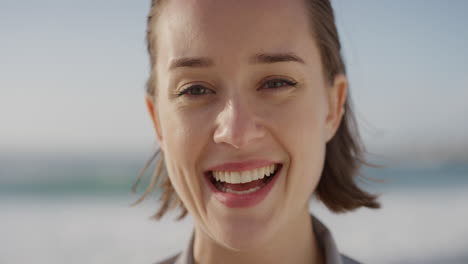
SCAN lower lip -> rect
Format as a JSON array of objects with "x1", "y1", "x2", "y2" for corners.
[{"x1": 204, "y1": 166, "x2": 282, "y2": 208}]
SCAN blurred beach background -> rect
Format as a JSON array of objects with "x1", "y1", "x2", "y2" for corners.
[{"x1": 1, "y1": 0, "x2": 467, "y2": 263}]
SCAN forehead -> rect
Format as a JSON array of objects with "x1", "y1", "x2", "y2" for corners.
[{"x1": 154, "y1": 0, "x2": 316, "y2": 70}]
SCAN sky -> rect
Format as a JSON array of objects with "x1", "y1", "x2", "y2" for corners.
[{"x1": 1, "y1": 0, "x2": 467, "y2": 163}]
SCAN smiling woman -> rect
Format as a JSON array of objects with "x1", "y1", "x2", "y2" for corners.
[{"x1": 133, "y1": 0, "x2": 380, "y2": 263}]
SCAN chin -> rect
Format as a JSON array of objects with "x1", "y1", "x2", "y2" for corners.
[{"x1": 209, "y1": 208, "x2": 280, "y2": 252}]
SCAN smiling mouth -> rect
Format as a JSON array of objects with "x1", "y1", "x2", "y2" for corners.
[{"x1": 207, "y1": 164, "x2": 282, "y2": 195}]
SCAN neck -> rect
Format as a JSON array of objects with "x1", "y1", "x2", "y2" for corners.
[{"x1": 193, "y1": 209, "x2": 323, "y2": 264}]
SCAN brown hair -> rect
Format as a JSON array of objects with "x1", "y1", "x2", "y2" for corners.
[{"x1": 133, "y1": 0, "x2": 380, "y2": 220}]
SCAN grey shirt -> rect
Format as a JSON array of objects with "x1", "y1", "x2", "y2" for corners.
[{"x1": 155, "y1": 215, "x2": 360, "y2": 264}]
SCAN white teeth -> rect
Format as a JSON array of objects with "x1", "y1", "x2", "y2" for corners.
[
  {"x1": 258, "y1": 168, "x2": 266, "y2": 179},
  {"x1": 224, "y1": 172, "x2": 230, "y2": 183},
  {"x1": 250, "y1": 168, "x2": 258, "y2": 180},
  {"x1": 212, "y1": 164, "x2": 278, "y2": 184},
  {"x1": 225, "y1": 186, "x2": 261, "y2": 194},
  {"x1": 240, "y1": 170, "x2": 252, "y2": 183},
  {"x1": 231, "y1": 172, "x2": 241, "y2": 184},
  {"x1": 259, "y1": 166, "x2": 265, "y2": 179},
  {"x1": 219, "y1": 172, "x2": 225, "y2": 182}
]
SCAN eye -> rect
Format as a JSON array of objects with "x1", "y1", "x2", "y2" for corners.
[
  {"x1": 261, "y1": 78, "x2": 298, "y2": 90},
  {"x1": 177, "y1": 84, "x2": 215, "y2": 97}
]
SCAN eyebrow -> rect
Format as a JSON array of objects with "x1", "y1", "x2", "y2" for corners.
[
  {"x1": 250, "y1": 52, "x2": 305, "y2": 65},
  {"x1": 168, "y1": 52, "x2": 305, "y2": 71},
  {"x1": 168, "y1": 57, "x2": 214, "y2": 70}
]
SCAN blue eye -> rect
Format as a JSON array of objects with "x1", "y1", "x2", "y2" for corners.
[
  {"x1": 177, "y1": 85, "x2": 214, "y2": 97},
  {"x1": 263, "y1": 79, "x2": 298, "y2": 89}
]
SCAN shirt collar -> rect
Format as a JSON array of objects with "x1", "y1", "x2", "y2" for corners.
[{"x1": 312, "y1": 215, "x2": 344, "y2": 264}]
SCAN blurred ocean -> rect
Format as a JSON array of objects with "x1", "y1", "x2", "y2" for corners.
[{"x1": 1, "y1": 154, "x2": 467, "y2": 264}]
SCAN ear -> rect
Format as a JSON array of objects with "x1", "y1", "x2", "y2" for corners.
[
  {"x1": 325, "y1": 74, "x2": 347, "y2": 143},
  {"x1": 145, "y1": 96, "x2": 164, "y2": 147}
]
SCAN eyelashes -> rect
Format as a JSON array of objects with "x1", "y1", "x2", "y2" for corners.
[
  {"x1": 261, "y1": 78, "x2": 298, "y2": 90},
  {"x1": 176, "y1": 84, "x2": 214, "y2": 97},
  {"x1": 176, "y1": 78, "x2": 298, "y2": 97}
]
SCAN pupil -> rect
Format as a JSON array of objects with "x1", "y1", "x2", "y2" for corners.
[
  {"x1": 269, "y1": 80, "x2": 283, "y2": 88},
  {"x1": 191, "y1": 86, "x2": 204, "y2": 94}
]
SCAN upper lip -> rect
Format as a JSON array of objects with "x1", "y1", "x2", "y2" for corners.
[{"x1": 206, "y1": 160, "x2": 280, "y2": 172}]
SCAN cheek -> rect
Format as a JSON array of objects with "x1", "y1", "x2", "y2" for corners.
[
  {"x1": 158, "y1": 104, "x2": 213, "y2": 216},
  {"x1": 274, "y1": 92, "x2": 328, "y2": 207},
  {"x1": 271, "y1": 89, "x2": 327, "y2": 156},
  {"x1": 161, "y1": 106, "x2": 215, "y2": 163}
]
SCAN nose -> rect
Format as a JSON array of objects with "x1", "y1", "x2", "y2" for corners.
[{"x1": 213, "y1": 98, "x2": 266, "y2": 149}]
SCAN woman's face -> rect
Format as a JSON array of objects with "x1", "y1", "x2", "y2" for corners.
[{"x1": 148, "y1": 0, "x2": 346, "y2": 251}]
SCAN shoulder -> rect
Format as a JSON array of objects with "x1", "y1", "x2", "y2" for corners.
[
  {"x1": 153, "y1": 253, "x2": 180, "y2": 264},
  {"x1": 341, "y1": 254, "x2": 362, "y2": 264}
]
